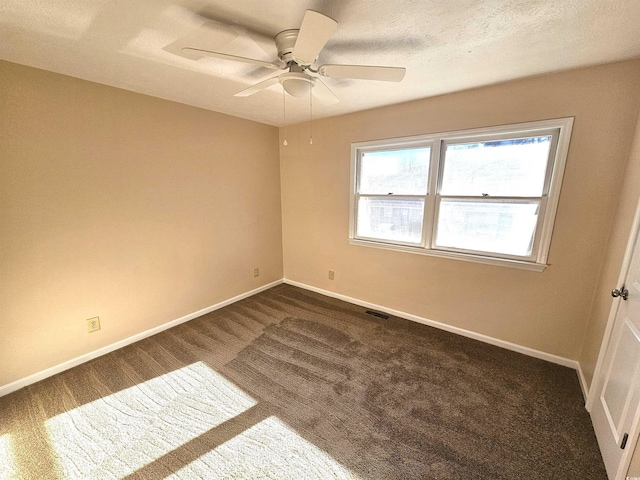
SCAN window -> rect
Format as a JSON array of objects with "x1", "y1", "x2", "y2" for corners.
[{"x1": 349, "y1": 118, "x2": 573, "y2": 271}]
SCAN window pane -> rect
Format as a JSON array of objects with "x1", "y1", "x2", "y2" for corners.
[
  {"x1": 441, "y1": 136, "x2": 552, "y2": 196},
  {"x1": 357, "y1": 197, "x2": 424, "y2": 244},
  {"x1": 435, "y1": 199, "x2": 540, "y2": 256},
  {"x1": 359, "y1": 148, "x2": 430, "y2": 195}
]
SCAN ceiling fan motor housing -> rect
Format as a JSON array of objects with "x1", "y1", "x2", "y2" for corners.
[{"x1": 275, "y1": 30, "x2": 300, "y2": 64}]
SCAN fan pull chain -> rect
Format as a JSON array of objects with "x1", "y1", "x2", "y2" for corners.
[
  {"x1": 309, "y1": 81, "x2": 313, "y2": 145},
  {"x1": 282, "y1": 89, "x2": 288, "y2": 146}
]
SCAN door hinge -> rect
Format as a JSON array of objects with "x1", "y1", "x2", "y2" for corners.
[{"x1": 621, "y1": 432, "x2": 629, "y2": 449}]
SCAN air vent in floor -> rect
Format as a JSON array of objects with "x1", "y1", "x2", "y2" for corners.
[{"x1": 365, "y1": 310, "x2": 389, "y2": 320}]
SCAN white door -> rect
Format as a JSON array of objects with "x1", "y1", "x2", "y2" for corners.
[{"x1": 591, "y1": 223, "x2": 640, "y2": 480}]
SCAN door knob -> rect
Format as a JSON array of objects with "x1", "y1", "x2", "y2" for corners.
[{"x1": 612, "y1": 287, "x2": 629, "y2": 300}]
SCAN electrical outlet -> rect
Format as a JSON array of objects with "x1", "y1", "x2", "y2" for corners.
[
  {"x1": 253, "y1": 267, "x2": 259, "y2": 277},
  {"x1": 328, "y1": 270, "x2": 335, "y2": 280},
  {"x1": 87, "y1": 316, "x2": 101, "y2": 333}
]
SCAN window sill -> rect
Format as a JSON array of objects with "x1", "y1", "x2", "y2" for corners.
[{"x1": 348, "y1": 238, "x2": 548, "y2": 272}]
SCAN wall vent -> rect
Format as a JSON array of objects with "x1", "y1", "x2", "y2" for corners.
[{"x1": 365, "y1": 310, "x2": 389, "y2": 320}]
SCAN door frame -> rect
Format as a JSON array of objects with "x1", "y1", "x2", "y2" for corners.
[{"x1": 587, "y1": 194, "x2": 640, "y2": 479}]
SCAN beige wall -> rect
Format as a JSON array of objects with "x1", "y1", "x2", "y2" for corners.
[
  {"x1": 579, "y1": 109, "x2": 640, "y2": 479},
  {"x1": 580, "y1": 109, "x2": 640, "y2": 388},
  {"x1": 580, "y1": 108, "x2": 640, "y2": 384},
  {"x1": 629, "y1": 439, "x2": 640, "y2": 477},
  {"x1": 0, "y1": 60, "x2": 283, "y2": 387},
  {"x1": 280, "y1": 59, "x2": 640, "y2": 361},
  {"x1": 3, "y1": 55, "x2": 640, "y2": 393}
]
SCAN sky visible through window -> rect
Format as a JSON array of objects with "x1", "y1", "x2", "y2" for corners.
[
  {"x1": 359, "y1": 148, "x2": 430, "y2": 195},
  {"x1": 442, "y1": 136, "x2": 552, "y2": 197}
]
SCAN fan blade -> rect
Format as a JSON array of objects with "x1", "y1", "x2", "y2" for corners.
[
  {"x1": 318, "y1": 64, "x2": 406, "y2": 82},
  {"x1": 312, "y1": 78, "x2": 340, "y2": 105},
  {"x1": 181, "y1": 47, "x2": 282, "y2": 70},
  {"x1": 164, "y1": 21, "x2": 240, "y2": 60},
  {"x1": 234, "y1": 76, "x2": 281, "y2": 97},
  {"x1": 292, "y1": 10, "x2": 338, "y2": 66}
]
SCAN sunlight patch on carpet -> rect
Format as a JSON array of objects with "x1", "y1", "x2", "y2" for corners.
[
  {"x1": 45, "y1": 362, "x2": 256, "y2": 478},
  {"x1": 168, "y1": 416, "x2": 361, "y2": 479},
  {"x1": 0, "y1": 434, "x2": 17, "y2": 480}
]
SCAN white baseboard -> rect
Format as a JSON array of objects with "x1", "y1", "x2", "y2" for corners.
[
  {"x1": 3, "y1": 277, "x2": 588, "y2": 403},
  {"x1": 284, "y1": 279, "x2": 582, "y2": 370},
  {"x1": 576, "y1": 363, "x2": 590, "y2": 404},
  {"x1": 0, "y1": 280, "x2": 283, "y2": 398}
]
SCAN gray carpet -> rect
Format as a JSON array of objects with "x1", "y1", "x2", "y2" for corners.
[{"x1": 0, "y1": 284, "x2": 606, "y2": 479}]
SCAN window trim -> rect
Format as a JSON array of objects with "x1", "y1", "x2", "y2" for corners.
[{"x1": 349, "y1": 117, "x2": 574, "y2": 271}]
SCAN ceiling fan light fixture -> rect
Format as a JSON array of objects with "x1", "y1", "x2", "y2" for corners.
[{"x1": 279, "y1": 72, "x2": 315, "y2": 97}]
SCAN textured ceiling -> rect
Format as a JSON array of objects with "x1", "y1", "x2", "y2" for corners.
[{"x1": 2, "y1": 0, "x2": 640, "y2": 126}]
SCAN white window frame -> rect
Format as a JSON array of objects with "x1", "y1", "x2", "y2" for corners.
[{"x1": 349, "y1": 118, "x2": 574, "y2": 271}]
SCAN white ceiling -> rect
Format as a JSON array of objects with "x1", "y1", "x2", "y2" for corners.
[{"x1": 2, "y1": 0, "x2": 640, "y2": 126}]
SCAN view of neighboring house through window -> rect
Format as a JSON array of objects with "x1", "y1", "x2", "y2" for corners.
[{"x1": 349, "y1": 118, "x2": 573, "y2": 270}]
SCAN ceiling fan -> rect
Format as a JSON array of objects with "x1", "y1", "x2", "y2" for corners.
[{"x1": 181, "y1": 10, "x2": 406, "y2": 104}]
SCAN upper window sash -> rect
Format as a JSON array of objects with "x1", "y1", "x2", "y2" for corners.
[
  {"x1": 437, "y1": 128, "x2": 561, "y2": 199},
  {"x1": 355, "y1": 143, "x2": 434, "y2": 195}
]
